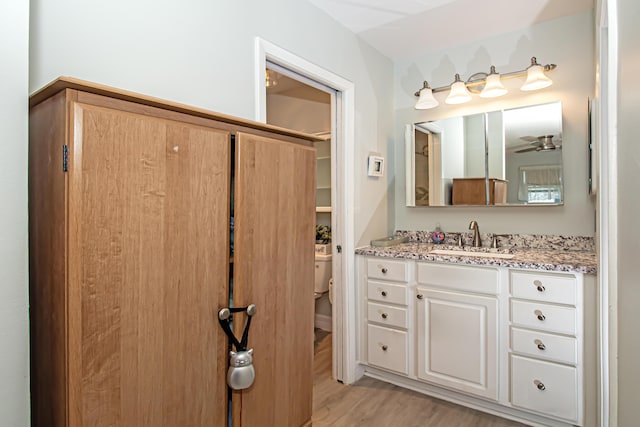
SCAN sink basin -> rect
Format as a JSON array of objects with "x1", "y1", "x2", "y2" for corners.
[
  {"x1": 371, "y1": 236, "x2": 410, "y2": 247},
  {"x1": 429, "y1": 249, "x2": 515, "y2": 259}
]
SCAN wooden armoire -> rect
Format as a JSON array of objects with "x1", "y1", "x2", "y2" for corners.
[{"x1": 29, "y1": 77, "x2": 318, "y2": 427}]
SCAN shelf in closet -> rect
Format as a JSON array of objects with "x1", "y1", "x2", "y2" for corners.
[
  {"x1": 317, "y1": 156, "x2": 331, "y2": 161},
  {"x1": 316, "y1": 206, "x2": 332, "y2": 213}
]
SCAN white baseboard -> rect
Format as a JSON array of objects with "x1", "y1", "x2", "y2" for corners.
[{"x1": 315, "y1": 314, "x2": 332, "y2": 332}]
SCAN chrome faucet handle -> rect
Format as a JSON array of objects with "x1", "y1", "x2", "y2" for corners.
[
  {"x1": 490, "y1": 234, "x2": 508, "y2": 248},
  {"x1": 448, "y1": 232, "x2": 464, "y2": 247}
]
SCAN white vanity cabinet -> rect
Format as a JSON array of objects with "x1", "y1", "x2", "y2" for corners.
[
  {"x1": 363, "y1": 258, "x2": 411, "y2": 375},
  {"x1": 356, "y1": 254, "x2": 596, "y2": 427},
  {"x1": 416, "y1": 262, "x2": 499, "y2": 400},
  {"x1": 508, "y1": 270, "x2": 585, "y2": 425}
]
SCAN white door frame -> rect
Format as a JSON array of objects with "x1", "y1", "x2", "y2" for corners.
[
  {"x1": 597, "y1": 0, "x2": 618, "y2": 425},
  {"x1": 254, "y1": 37, "x2": 359, "y2": 383}
]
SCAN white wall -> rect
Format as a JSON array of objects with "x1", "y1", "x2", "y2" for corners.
[
  {"x1": 29, "y1": 0, "x2": 395, "y2": 247},
  {"x1": 394, "y1": 11, "x2": 596, "y2": 236},
  {"x1": 615, "y1": 0, "x2": 640, "y2": 424},
  {"x1": 0, "y1": 0, "x2": 31, "y2": 426}
]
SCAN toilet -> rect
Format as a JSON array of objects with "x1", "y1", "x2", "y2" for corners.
[{"x1": 314, "y1": 253, "x2": 332, "y2": 299}]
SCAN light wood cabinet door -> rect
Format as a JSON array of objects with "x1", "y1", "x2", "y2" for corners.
[
  {"x1": 233, "y1": 132, "x2": 316, "y2": 427},
  {"x1": 67, "y1": 102, "x2": 230, "y2": 426},
  {"x1": 416, "y1": 288, "x2": 498, "y2": 400}
]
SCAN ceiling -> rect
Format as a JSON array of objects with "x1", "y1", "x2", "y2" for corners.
[{"x1": 307, "y1": 0, "x2": 594, "y2": 60}]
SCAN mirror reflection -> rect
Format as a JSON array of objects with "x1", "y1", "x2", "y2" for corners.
[{"x1": 406, "y1": 101, "x2": 563, "y2": 207}]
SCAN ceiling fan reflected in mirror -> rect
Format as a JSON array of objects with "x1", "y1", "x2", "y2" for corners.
[{"x1": 515, "y1": 135, "x2": 562, "y2": 153}]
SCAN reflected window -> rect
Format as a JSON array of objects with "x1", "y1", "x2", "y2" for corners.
[{"x1": 518, "y1": 165, "x2": 563, "y2": 203}]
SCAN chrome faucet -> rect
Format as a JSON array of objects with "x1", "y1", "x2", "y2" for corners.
[{"x1": 469, "y1": 221, "x2": 481, "y2": 247}]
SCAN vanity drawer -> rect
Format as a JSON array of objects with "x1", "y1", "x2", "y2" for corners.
[
  {"x1": 367, "y1": 302, "x2": 408, "y2": 329},
  {"x1": 511, "y1": 271, "x2": 577, "y2": 305},
  {"x1": 367, "y1": 258, "x2": 408, "y2": 282},
  {"x1": 511, "y1": 327, "x2": 577, "y2": 365},
  {"x1": 511, "y1": 300, "x2": 577, "y2": 335},
  {"x1": 367, "y1": 324, "x2": 409, "y2": 375},
  {"x1": 367, "y1": 280, "x2": 408, "y2": 305},
  {"x1": 417, "y1": 262, "x2": 499, "y2": 295},
  {"x1": 511, "y1": 355, "x2": 578, "y2": 422}
]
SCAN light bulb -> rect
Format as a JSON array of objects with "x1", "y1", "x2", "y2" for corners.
[
  {"x1": 521, "y1": 57, "x2": 552, "y2": 91},
  {"x1": 445, "y1": 74, "x2": 472, "y2": 105},
  {"x1": 415, "y1": 81, "x2": 439, "y2": 110},
  {"x1": 480, "y1": 66, "x2": 508, "y2": 98}
]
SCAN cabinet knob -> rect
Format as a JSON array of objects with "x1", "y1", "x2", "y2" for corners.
[
  {"x1": 535, "y1": 380, "x2": 546, "y2": 391},
  {"x1": 534, "y1": 310, "x2": 546, "y2": 321},
  {"x1": 381, "y1": 345, "x2": 388, "y2": 351},
  {"x1": 534, "y1": 280, "x2": 545, "y2": 292},
  {"x1": 381, "y1": 267, "x2": 388, "y2": 274},
  {"x1": 417, "y1": 294, "x2": 424, "y2": 300},
  {"x1": 381, "y1": 291, "x2": 387, "y2": 297},
  {"x1": 381, "y1": 313, "x2": 388, "y2": 319},
  {"x1": 534, "y1": 339, "x2": 546, "y2": 351}
]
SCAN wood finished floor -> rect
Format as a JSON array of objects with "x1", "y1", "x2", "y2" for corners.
[{"x1": 312, "y1": 332, "x2": 527, "y2": 427}]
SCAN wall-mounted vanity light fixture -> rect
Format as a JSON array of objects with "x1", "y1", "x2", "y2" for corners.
[{"x1": 414, "y1": 57, "x2": 557, "y2": 110}]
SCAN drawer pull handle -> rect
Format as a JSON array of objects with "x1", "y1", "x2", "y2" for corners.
[
  {"x1": 417, "y1": 294, "x2": 424, "y2": 300},
  {"x1": 381, "y1": 267, "x2": 388, "y2": 274},
  {"x1": 534, "y1": 280, "x2": 545, "y2": 292},
  {"x1": 381, "y1": 291, "x2": 387, "y2": 297},
  {"x1": 382, "y1": 345, "x2": 388, "y2": 351},
  {"x1": 534, "y1": 310, "x2": 546, "y2": 321},
  {"x1": 381, "y1": 313, "x2": 388, "y2": 319},
  {"x1": 535, "y1": 339, "x2": 546, "y2": 351},
  {"x1": 535, "y1": 381, "x2": 546, "y2": 391}
]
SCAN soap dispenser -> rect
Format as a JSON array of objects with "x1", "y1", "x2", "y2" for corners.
[{"x1": 432, "y1": 223, "x2": 445, "y2": 244}]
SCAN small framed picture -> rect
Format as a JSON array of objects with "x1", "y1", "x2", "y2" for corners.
[{"x1": 367, "y1": 155, "x2": 384, "y2": 177}]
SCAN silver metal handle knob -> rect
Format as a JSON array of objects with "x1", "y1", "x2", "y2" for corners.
[
  {"x1": 534, "y1": 280, "x2": 545, "y2": 292},
  {"x1": 381, "y1": 313, "x2": 388, "y2": 319},
  {"x1": 417, "y1": 294, "x2": 424, "y2": 300},
  {"x1": 381, "y1": 291, "x2": 387, "y2": 297},
  {"x1": 536, "y1": 382, "x2": 546, "y2": 391},
  {"x1": 381, "y1": 267, "x2": 388, "y2": 274},
  {"x1": 534, "y1": 309, "x2": 545, "y2": 321},
  {"x1": 382, "y1": 345, "x2": 388, "y2": 351},
  {"x1": 535, "y1": 339, "x2": 546, "y2": 351}
]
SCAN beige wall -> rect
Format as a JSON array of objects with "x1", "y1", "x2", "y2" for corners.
[
  {"x1": 615, "y1": 0, "x2": 640, "y2": 424},
  {"x1": 0, "y1": 0, "x2": 30, "y2": 425},
  {"x1": 393, "y1": 12, "x2": 596, "y2": 237}
]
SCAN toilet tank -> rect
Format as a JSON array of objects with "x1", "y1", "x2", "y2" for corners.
[{"x1": 314, "y1": 253, "x2": 332, "y2": 293}]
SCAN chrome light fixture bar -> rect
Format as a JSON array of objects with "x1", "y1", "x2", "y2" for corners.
[{"x1": 414, "y1": 57, "x2": 557, "y2": 110}]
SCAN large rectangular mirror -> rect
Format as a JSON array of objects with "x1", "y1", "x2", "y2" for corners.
[{"x1": 406, "y1": 101, "x2": 563, "y2": 206}]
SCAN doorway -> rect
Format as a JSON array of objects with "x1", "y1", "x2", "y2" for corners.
[{"x1": 254, "y1": 38, "x2": 358, "y2": 383}]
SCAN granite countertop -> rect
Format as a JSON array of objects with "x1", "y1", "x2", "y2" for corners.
[{"x1": 355, "y1": 242, "x2": 597, "y2": 275}]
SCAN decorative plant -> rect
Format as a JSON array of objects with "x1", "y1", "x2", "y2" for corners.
[{"x1": 315, "y1": 224, "x2": 331, "y2": 243}]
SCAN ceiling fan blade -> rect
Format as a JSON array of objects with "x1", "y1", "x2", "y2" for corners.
[
  {"x1": 519, "y1": 136, "x2": 539, "y2": 142},
  {"x1": 515, "y1": 147, "x2": 538, "y2": 153}
]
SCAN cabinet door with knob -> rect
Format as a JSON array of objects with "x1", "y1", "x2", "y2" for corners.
[
  {"x1": 232, "y1": 132, "x2": 316, "y2": 427},
  {"x1": 30, "y1": 89, "x2": 231, "y2": 426},
  {"x1": 415, "y1": 263, "x2": 499, "y2": 400},
  {"x1": 416, "y1": 287, "x2": 498, "y2": 400}
]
